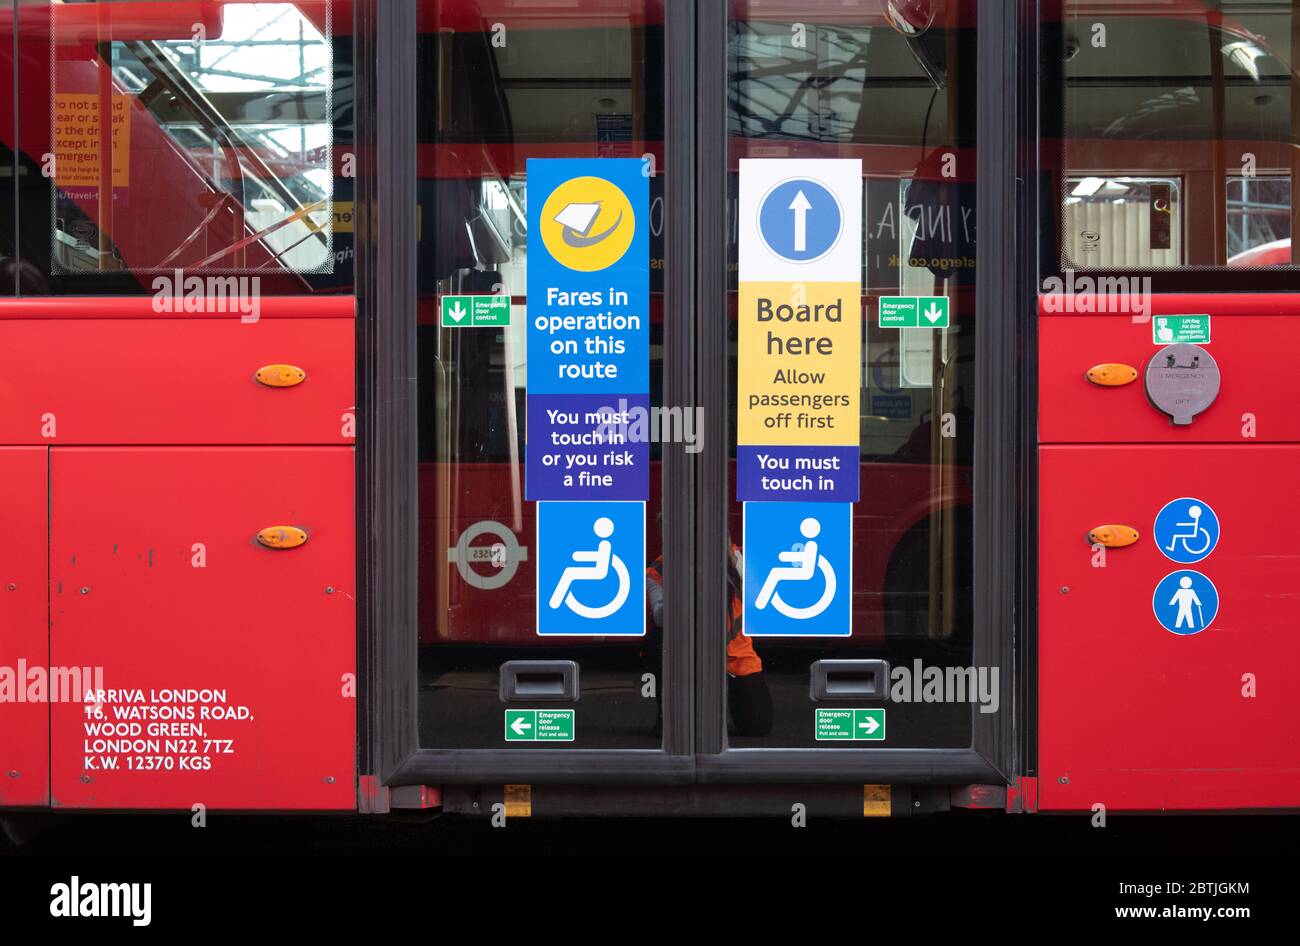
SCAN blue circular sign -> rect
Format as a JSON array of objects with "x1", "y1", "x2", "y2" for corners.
[
  {"x1": 757, "y1": 178, "x2": 843, "y2": 263},
  {"x1": 1153, "y1": 497, "x2": 1220, "y2": 564},
  {"x1": 1152, "y1": 569, "x2": 1219, "y2": 636}
]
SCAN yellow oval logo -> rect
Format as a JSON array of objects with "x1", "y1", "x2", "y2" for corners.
[{"x1": 539, "y1": 175, "x2": 635, "y2": 272}]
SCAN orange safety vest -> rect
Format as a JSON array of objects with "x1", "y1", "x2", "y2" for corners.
[{"x1": 647, "y1": 552, "x2": 762, "y2": 678}]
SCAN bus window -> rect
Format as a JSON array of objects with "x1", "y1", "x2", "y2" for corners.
[
  {"x1": 1056, "y1": 0, "x2": 1298, "y2": 269},
  {"x1": 1063, "y1": 176, "x2": 1182, "y2": 268},
  {"x1": 10, "y1": 0, "x2": 348, "y2": 294},
  {"x1": 1228, "y1": 174, "x2": 1291, "y2": 264}
]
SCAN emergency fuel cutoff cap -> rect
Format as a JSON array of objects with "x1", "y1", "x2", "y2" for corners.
[{"x1": 1145, "y1": 343, "x2": 1220, "y2": 426}]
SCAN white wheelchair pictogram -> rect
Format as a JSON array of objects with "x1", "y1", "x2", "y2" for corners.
[
  {"x1": 547, "y1": 516, "x2": 630, "y2": 619},
  {"x1": 754, "y1": 516, "x2": 837, "y2": 620},
  {"x1": 1164, "y1": 504, "x2": 1213, "y2": 557}
]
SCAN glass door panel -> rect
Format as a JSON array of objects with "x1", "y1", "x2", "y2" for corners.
[{"x1": 723, "y1": 0, "x2": 979, "y2": 750}]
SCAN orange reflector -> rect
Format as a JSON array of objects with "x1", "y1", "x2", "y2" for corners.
[
  {"x1": 255, "y1": 364, "x2": 307, "y2": 387},
  {"x1": 504, "y1": 784, "x2": 532, "y2": 818},
  {"x1": 256, "y1": 526, "x2": 308, "y2": 550},
  {"x1": 1087, "y1": 525, "x2": 1140, "y2": 548},
  {"x1": 863, "y1": 784, "x2": 891, "y2": 817},
  {"x1": 1085, "y1": 363, "x2": 1138, "y2": 386}
]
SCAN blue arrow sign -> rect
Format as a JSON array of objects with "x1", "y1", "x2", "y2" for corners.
[{"x1": 757, "y1": 178, "x2": 844, "y2": 263}]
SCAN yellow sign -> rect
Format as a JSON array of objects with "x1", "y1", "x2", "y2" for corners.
[
  {"x1": 538, "y1": 175, "x2": 635, "y2": 272},
  {"x1": 737, "y1": 280, "x2": 860, "y2": 445},
  {"x1": 332, "y1": 201, "x2": 354, "y2": 233},
  {"x1": 54, "y1": 93, "x2": 132, "y2": 189},
  {"x1": 736, "y1": 158, "x2": 862, "y2": 502},
  {"x1": 330, "y1": 202, "x2": 422, "y2": 234}
]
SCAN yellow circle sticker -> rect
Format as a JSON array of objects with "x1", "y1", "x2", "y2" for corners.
[{"x1": 538, "y1": 175, "x2": 635, "y2": 272}]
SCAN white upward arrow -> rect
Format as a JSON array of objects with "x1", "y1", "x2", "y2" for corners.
[
  {"x1": 510, "y1": 717, "x2": 532, "y2": 736},
  {"x1": 923, "y1": 302, "x2": 944, "y2": 323},
  {"x1": 447, "y1": 301, "x2": 467, "y2": 323},
  {"x1": 788, "y1": 189, "x2": 812, "y2": 252},
  {"x1": 859, "y1": 716, "x2": 880, "y2": 735}
]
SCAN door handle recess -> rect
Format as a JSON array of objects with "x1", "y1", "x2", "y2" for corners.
[
  {"x1": 500, "y1": 660, "x2": 580, "y2": 702},
  {"x1": 810, "y1": 659, "x2": 890, "y2": 702}
]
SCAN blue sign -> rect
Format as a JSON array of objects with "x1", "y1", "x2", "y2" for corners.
[
  {"x1": 1152, "y1": 569, "x2": 1219, "y2": 636},
  {"x1": 536, "y1": 501, "x2": 645, "y2": 637},
  {"x1": 1153, "y1": 497, "x2": 1220, "y2": 564},
  {"x1": 526, "y1": 158, "x2": 649, "y2": 501},
  {"x1": 743, "y1": 502, "x2": 852, "y2": 637},
  {"x1": 757, "y1": 178, "x2": 844, "y2": 263},
  {"x1": 871, "y1": 395, "x2": 913, "y2": 421},
  {"x1": 525, "y1": 158, "x2": 649, "y2": 395}
]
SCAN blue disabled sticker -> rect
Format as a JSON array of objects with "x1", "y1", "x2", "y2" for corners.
[
  {"x1": 757, "y1": 178, "x2": 844, "y2": 263},
  {"x1": 743, "y1": 502, "x2": 852, "y2": 637},
  {"x1": 536, "y1": 501, "x2": 645, "y2": 637},
  {"x1": 1152, "y1": 569, "x2": 1219, "y2": 636},
  {"x1": 1153, "y1": 497, "x2": 1220, "y2": 564}
]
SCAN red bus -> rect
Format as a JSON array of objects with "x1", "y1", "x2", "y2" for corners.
[{"x1": 1, "y1": 0, "x2": 1297, "y2": 821}]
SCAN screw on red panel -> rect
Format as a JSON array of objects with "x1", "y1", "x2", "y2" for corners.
[
  {"x1": 79, "y1": 586, "x2": 90, "y2": 595},
  {"x1": 81, "y1": 775, "x2": 92, "y2": 783},
  {"x1": 1059, "y1": 586, "x2": 1070, "y2": 594},
  {"x1": 1059, "y1": 776, "x2": 1070, "y2": 784},
  {"x1": 6, "y1": 770, "x2": 18, "y2": 779},
  {"x1": 324, "y1": 776, "x2": 336, "y2": 784},
  {"x1": 5, "y1": 583, "x2": 15, "y2": 592}
]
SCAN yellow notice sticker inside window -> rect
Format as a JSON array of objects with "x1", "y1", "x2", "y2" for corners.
[{"x1": 54, "y1": 93, "x2": 132, "y2": 190}]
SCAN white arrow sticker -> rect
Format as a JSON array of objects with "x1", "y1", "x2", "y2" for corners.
[
  {"x1": 923, "y1": 302, "x2": 943, "y2": 323},
  {"x1": 859, "y1": 717, "x2": 880, "y2": 735},
  {"x1": 510, "y1": 717, "x2": 532, "y2": 736},
  {"x1": 447, "y1": 301, "x2": 467, "y2": 323},
  {"x1": 789, "y1": 189, "x2": 811, "y2": 253}
]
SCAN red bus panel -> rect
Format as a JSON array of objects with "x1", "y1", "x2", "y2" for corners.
[
  {"x1": 0, "y1": 318, "x2": 354, "y2": 445},
  {"x1": 0, "y1": 448, "x2": 49, "y2": 807},
  {"x1": 1038, "y1": 445, "x2": 1300, "y2": 811},
  {"x1": 49, "y1": 447, "x2": 355, "y2": 810},
  {"x1": 1040, "y1": 297, "x2": 1300, "y2": 443}
]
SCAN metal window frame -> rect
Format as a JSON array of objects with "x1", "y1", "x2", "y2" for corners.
[
  {"x1": 362, "y1": 0, "x2": 698, "y2": 786},
  {"x1": 1019, "y1": 0, "x2": 1042, "y2": 781},
  {"x1": 363, "y1": 0, "x2": 1023, "y2": 790},
  {"x1": 692, "y1": 0, "x2": 1019, "y2": 784}
]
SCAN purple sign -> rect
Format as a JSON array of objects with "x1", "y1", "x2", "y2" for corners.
[
  {"x1": 527, "y1": 393, "x2": 650, "y2": 501},
  {"x1": 737, "y1": 445, "x2": 859, "y2": 503}
]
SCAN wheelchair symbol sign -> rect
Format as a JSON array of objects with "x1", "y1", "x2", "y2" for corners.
[
  {"x1": 743, "y1": 502, "x2": 852, "y2": 637},
  {"x1": 536, "y1": 501, "x2": 645, "y2": 636},
  {"x1": 1154, "y1": 497, "x2": 1220, "y2": 564}
]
